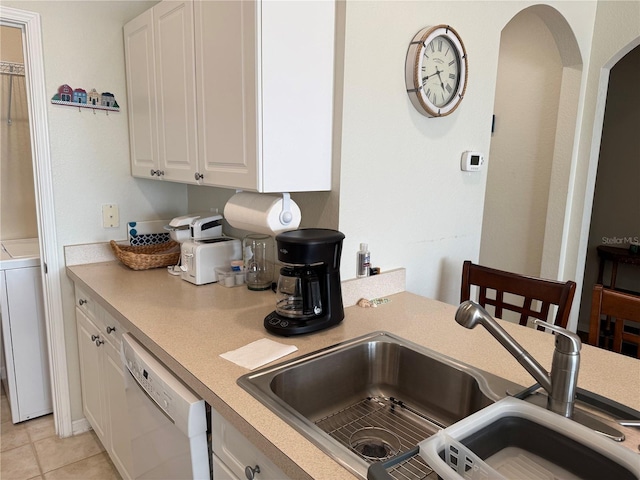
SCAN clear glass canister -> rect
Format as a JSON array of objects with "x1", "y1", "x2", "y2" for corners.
[{"x1": 243, "y1": 234, "x2": 273, "y2": 291}]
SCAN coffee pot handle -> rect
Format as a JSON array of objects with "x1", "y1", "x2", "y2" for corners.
[{"x1": 303, "y1": 275, "x2": 323, "y2": 316}]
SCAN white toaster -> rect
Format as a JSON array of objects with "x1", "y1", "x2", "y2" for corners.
[{"x1": 180, "y1": 238, "x2": 241, "y2": 285}]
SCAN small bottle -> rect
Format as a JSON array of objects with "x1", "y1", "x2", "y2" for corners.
[{"x1": 357, "y1": 243, "x2": 370, "y2": 278}]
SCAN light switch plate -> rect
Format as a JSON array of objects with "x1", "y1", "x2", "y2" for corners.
[{"x1": 102, "y1": 204, "x2": 119, "y2": 228}]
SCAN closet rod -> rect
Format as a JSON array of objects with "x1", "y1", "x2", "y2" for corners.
[
  {"x1": 1, "y1": 61, "x2": 25, "y2": 125},
  {"x1": 0, "y1": 61, "x2": 25, "y2": 76}
]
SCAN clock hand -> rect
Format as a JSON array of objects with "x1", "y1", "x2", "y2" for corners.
[
  {"x1": 435, "y1": 68, "x2": 446, "y2": 91},
  {"x1": 422, "y1": 68, "x2": 443, "y2": 85}
]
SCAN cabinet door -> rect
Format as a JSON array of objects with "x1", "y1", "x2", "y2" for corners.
[
  {"x1": 154, "y1": 0, "x2": 198, "y2": 183},
  {"x1": 104, "y1": 342, "x2": 133, "y2": 480},
  {"x1": 212, "y1": 452, "x2": 239, "y2": 480},
  {"x1": 259, "y1": 1, "x2": 334, "y2": 192},
  {"x1": 194, "y1": 0, "x2": 258, "y2": 189},
  {"x1": 124, "y1": 8, "x2": 158, "y2": 179},
  {"x1": 211, "y1": 410, "x2": 289, "y2": 480},
  {"x1": 76, "y1": 308, "x2": 109, "y2": 448}
]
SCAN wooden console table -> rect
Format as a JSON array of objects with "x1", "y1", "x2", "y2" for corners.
[
  {"x1": 596, "y1": 245, "x2": 640, "y2": 291},
  {"x1": 593, "y1": 245, "x2": 640, "y2": 353}
]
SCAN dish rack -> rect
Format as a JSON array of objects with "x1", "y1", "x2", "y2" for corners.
[
  {"x1": 368, "y1": 396, "x2": 640, "y2": 480},
  {"x1": 371, "y1": 398, "x2": 640, "y2": 480},
  {"x1": 313, "y1": 395, "x2": 440, "y2": 480},
  {"x1": 110, "y1": 240, "x2": 180, "y2": 270}
]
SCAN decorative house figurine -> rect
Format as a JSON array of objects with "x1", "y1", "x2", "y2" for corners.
[
  {"x1": 51, "y1": 84, "x2": 119, "y2": 113},
  {"x1": 57, "y1": 84, "x2": 73, "y2": 102},
  {"x1": 73, "y1": 88, "x2": 87, "y2": 104},
  {"x1": 101, "y1": 92, "x2": 116, "y2": 108},
  {"x1": 87, "y1": 88, "x2": 100, "y2": 106}
]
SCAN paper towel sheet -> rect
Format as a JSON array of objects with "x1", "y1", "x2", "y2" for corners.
[{"x1": 220, "y1": 338, "x2": 298, "y2": 370}]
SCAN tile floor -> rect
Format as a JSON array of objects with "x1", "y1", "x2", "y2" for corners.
[{"x1": 1, "y1": 387, "x2": 121, "y2": 479}]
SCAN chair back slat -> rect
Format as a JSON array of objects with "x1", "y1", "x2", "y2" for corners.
[
  {"x1": 461, "y1": 261, "x2": 576, "y2": 328},
  {"x1": 588, "y1": 284, "x2": 640, "y2": 357}
]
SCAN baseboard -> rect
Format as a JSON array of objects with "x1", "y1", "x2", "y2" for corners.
[{"x1": 72, "y1": 417, "x2": 92, "y2": 435}]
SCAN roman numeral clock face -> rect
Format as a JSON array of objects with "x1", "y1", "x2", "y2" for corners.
[{"x1": 405, "y1": 25, "x2": 468, "y2": 117}]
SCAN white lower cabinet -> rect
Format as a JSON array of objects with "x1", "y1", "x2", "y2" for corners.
[
  {"x1": 211, "y1": 409, "x2": 290, "y2": 480},
  {"x1": 76, "y1": 309, "x2": 108, "y2": 446},
  {"x1": 75, "y1": 288, "x2": 132, "y2": 480}
]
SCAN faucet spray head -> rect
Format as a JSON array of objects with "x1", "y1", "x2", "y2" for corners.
[{"x1": 455, "y1": 300, "x2": 489, "y2": 329}]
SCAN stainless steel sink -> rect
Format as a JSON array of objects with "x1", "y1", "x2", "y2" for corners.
[
  {"x1": 239, "y1": 331, "x2": 640, "y2": 479},
  {"x1": 238, "y1": 331, "x2": 518, "y2": 479}
]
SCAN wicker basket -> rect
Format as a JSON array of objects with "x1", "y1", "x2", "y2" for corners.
[{"x1": 110, "y1": 240, "x2": 181, "y2": 271}]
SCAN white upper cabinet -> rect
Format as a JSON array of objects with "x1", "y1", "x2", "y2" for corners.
[
  {"x1": 258, "y1": 0, "x2": 334, "y2": 192},
  {"x1": 124, "y1": 9, "x2": 158, "y2": 178},
  {"x1": 124, "y1": 1, "x2": 198, "y2": 182},
  {"x1": 154, "y1": 1, "x2": 198, "y2": 183},
  {"x1": 193, "y1": 0, "x2": 258, "y2": 190},
  {"x1": 124, "y1": 0, "x2": 335, "y2": 192}
]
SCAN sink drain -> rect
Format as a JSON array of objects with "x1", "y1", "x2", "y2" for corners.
[{"x1": 349, "y1": 427, "x2": 401, "y2": 461}]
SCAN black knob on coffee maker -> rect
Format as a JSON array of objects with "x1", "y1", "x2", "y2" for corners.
[{"x1": 264, "y1": 229, "x2": 345, "y2": 336}]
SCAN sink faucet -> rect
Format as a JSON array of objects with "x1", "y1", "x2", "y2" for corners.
[{"x1": 455, "y1": 300, "x2": 582, "y2": 418}]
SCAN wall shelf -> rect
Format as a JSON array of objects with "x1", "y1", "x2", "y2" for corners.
[
  {"x1": 51, "y1": 84, "x2": 120, "y2": 114},
  {"x1": 51, "y1": 99, "x2": 119, "y2": 113}
]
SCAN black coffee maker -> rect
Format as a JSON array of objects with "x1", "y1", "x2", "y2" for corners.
[{"x1": 264, "y1": 229, "x2": 345, "y2": 336}]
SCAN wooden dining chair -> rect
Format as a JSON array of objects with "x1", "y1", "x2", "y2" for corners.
[
  {"x1": 588, "y1": 284, "x2": 640, "y2": 357},
  {"x1": 460, "y1": 261, "x2": 577, "y2": 328}
]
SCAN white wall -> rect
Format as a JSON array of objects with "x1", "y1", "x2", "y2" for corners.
[
  {"x1": 3, "y1": 0, "x2": 187, "y2": 422},
  {"x1": 337, "y1": 1, "x2": 597, "y2": 305},
  {"x1": 480, "y1": 11, "x2": 563, "y2": 277}
]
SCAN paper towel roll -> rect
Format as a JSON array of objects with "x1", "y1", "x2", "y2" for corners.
[{"x1": 224, "y1": 192, "x2": 301, "y2": 236}]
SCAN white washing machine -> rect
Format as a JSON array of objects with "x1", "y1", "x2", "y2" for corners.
[
  {"x1": 121, "y1": 333, "x2": 210, "y2": 480},
  {"x1": 0, "y1": 238, "x2": 52, "y2": 423}
]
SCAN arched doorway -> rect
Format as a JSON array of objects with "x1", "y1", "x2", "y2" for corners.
[
  {"x1": 577, "y1": 45, "x2": 640, "y2": 336},
  {"x1": 480, "y1": 6, "x2": 582, "y2": 312}
]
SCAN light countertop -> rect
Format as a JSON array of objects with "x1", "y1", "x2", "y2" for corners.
[{"x1": 66, "y1": 261, "x2": 640, "y2": 479}]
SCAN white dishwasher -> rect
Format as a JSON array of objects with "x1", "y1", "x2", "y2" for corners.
[{"x1": 121, "y1": 333, "x2": 210, "y2": 480}]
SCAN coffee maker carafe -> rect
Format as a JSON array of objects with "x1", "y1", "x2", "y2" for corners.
[{"x1": 265, "y1": 229, "x2": 345, "y2": 336}]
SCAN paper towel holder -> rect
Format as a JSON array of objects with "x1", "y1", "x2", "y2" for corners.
[
  {"x1": 229, "y1": 190, "x2": 296, "y2": 230},
  {"x1": 280, "y1": 193, "x2": 294, "y2": 226}
]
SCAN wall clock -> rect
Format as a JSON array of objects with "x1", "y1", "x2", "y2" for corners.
[{"x1": 405, "y1": 25, "x2": 468, "y2": 117}]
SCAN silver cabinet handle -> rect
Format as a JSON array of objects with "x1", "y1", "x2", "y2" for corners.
[
  {"x1": 91, "y1": 334, "x2": 99, "y2": 342},
  {"x1": 106, "y1": 326, "x2": 116, "y2": 334},
  {"x1": 95, "y1": 338, "x2": 104, "y2": 347},
  {"x1": 78, "y1": 299, "x2": 87, "y2": 306},
  {"x1": 150, "y1": 169, "x2": 158, "y2": 176},
  {"x1": 245, "y1": 465, "x2": 260, "y2": 480},
  {"x1": 194, "y1": 172, "x2": 203, "y2": 180}
]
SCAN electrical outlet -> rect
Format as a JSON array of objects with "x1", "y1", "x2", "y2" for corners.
[{"x1": 102, "y1": 204, "x2": 119, "y2": 228}]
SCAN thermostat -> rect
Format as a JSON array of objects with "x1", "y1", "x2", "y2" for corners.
[{"x1": 461, "y1": 151, "x2": 484, "y2": 172}]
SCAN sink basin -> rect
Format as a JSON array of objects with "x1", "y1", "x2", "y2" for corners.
[{"x1": 238, "y1": 331, "x2": 517, "y2": 478}]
